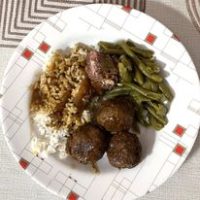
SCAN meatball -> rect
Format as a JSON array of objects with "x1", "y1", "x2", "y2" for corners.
[
  {"x1": 66, "y1": 124, "x2": 107, "y2": 164},
  {"x1": 85, "y1": 50, "x2": 118, "y2": 94},
  {"x1": 96, "y1": 97, "x2": 135, "y2": 133},
  {"x1": 107, "y1": 132, "x2": 142, "y2": 168}
]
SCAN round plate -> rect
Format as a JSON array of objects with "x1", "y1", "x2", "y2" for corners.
[{"x1": 0, "y1": 4, "x2": 200, "y2": 200}]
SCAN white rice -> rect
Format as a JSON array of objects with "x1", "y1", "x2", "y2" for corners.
[
  {"x1": 31, "y1": 113, "x2": 68, "y2": 159},
  {"x1": 31, "y1": 110, "x2": 91, "y2": 159}
]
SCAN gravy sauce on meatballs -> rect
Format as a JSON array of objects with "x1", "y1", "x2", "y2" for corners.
[
  {"x1": 96, "y1": 97, "x2": 135, "y2": 133},
  {"x1": 66, "y1": 124, "x2": 107, "y2": 164}
]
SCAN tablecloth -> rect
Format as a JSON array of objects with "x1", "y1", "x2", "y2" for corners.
[{"x1": 0, "y1": 0, "x2": 200, "y2": 200}]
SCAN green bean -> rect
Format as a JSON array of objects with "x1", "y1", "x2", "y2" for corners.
[
  {"x1": 140, "y1": 65, "x2": 156, "y2": 75},
  {"x1": 124, "y1": 83, "x2": 164, "y2": 102},
  {"x1": 119, "y1": 55, "x2": 132, "y2": 71},
  {"x1": 130, "y1": 90, "x2": 151, "y2": 104},
  {"x1": 150, "y1": 81, "x2": 159, "y2": 92},
  {"x1": 130, "y1": 46, "x2": 154, "y2": 58},
  {"x1": 146, "y1": 106, "x2": 168, "y2": 125},
  {"x1": 129, "y1": 89, "x2": 140, "y2": 98},
  {"x1": 141, "y1": 58, "x2": 160, "y2": 73},
  {"x1": 135, "y1": 48, "x2": 153, "y2": 58},
  {"x1": 134, "y1": 67, "x2": 144, "y2": 85},
  {"x1": 127, "y1": 39, "x2": 154, "y2": 58},
  {"x1": 138, "y1": 62, "x2": 163, "y2": 82},
  {"x1": 143, "y1": 79, "x2": 159, "y2": 92},
  {"x1": 159, "y1": 81, "x2": 173, "y2": 101},
  {"x1": 149, "y1": 114, "x2": 164, "y2": 130},
  {"x1": 98, "y1": 41, "x2": 124, "y2": 55},
  {"x1": 149, "y1": 64, "x2": 160, "y2": 74},
  {"x1": 100, "y1": 48, "x2": 124, "y2": 55},
  {"x1": 147, "y1": 101, "x2": 167, "y2": 116},
  {"x1": 118, "y1": 62, "x2": 132, "y2": 83},
  {"x1": 118, "y1": 41, "x2": 139, "y2": 59},
  {"x1": 98, "y1": 41, "x2": 120, "y2": 49},
  {"x1": 133, "y1": 94, "x2": 152, "y2": 104},
  {"x1": 103, "y1": 87, "x2": 130, "y2": 100},
  {"x1": 117, "y1": 42, "x2": 163, "y2": 82},
  {"x1": 127, "y1": 39, "x2": 136, "y2": 48}
]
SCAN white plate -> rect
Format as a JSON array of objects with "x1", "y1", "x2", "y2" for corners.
[{"x1": 0, "y1": 4, "x2": 200, "y2": 200}]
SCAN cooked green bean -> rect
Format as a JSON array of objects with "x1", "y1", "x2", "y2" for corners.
[
  {"x1": 130, "y1": 46, "x2": 154, "y2": 58},
  {"x1": 147, "y1": 101, "x2": 167, "y2": 116},
  {"x1": 146, "y1": 106, "x2": 168, "y2": 125},
  {"x1": 134, "y1": 67, "x2": 144, "y2": 85},
  {"x1": 118, "y1": 62, "x2": 132, "y2": 83},
  {"x1": 159, "y1": 81, "x2": 173, "y2": 101},
  {"x1": 117, "y1": 42, "x2": 163, "y2": 82},
  {"x1": 136, "y1": 49, "x2": 153, "y2": 58},
  {"x1": 143, "y1": 79, "x2": 159, "y2": 92},
  {"x1": 127, "y1": 39, "x2": 154, "y2": 58},
  {"x1": 118, "y1": 41, "x2": 139, "y2": 59},
  {"x1": 149, "y1": 114, "x2": 164, "y2": 130},
  {"x1": 127, "y1": 39, "x2": 136, "y2": 48},
  {"x1": 138, "y1": 62, "x2": 163, "y2": 82},
  {"x1": 124, "y1": 83, "x2": 164, "y2": 101},
  {"x1": 98, "y1": 41, "x2": 120, "y2": 49},
  {"x1": 119, "y1": 55, "x2": 132, "y2": 71},
  {"x1": 132, "y1": 93, "x2": 152, "y2": 104},
  {"x1": 141, "y1": 58, "x2": 160, "y2": 73},
  {"x1": 103, "y1": 87, "x2": 130, "y2": 100},
  {"x1": 98, "y1": 41, "x2": 124, "y2": 55},
  {"x1": 130, "y1": 89, "x2": 151, "y2": 104},
  {"x1": 100, "y1": 48, "x2": 124, "y2": 55}
]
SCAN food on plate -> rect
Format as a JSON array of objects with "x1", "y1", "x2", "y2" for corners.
[
  {"x1": 30, "y1": 45, "x2": 93, "y2": 158},
  {"x1": 66, "y1": 124, "x2": 107, "y2": 164},
  {"x1": 107, "y1": 132, "x2": 142, "y2": 168},
  {"x1": 30, "y1": 39, "x2": 173, "y2": 171},
  {"x1": 101, "y1": 40, "x2": 173, "y2": 130},
  {"x1": 85, "y1": 50, "x2": 118, "y2": 94},
  {"x1": 95, "y1": 97, "x2": 135, "y2": 133}
]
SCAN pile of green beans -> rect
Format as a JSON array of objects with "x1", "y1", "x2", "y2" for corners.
[{"x1": 100, "y1": 40, "x2": 173, "y2": 130}]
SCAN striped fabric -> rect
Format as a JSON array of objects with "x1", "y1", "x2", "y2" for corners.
[
  {"x1": 0, "y1": 0, "x2": 146, "y2": 47},
  {"x1": 186, "y1": 0, "x2": 200, "y2": 33}
]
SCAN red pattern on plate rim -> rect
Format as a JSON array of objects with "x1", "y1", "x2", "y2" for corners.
[
  {"x1": 173, "y1": 125, "x2": 186, "y2": 137},
  {"x1": 122, "y1": 6, "x2": 132, "y2": 13},
  {"x1": 67, "y1": 191, "x2": 79, "y2": 200},
  {"x1": 174, "y1": 144, "x2": 186, "y2": 156},
  {"x1": 22, "y1": 48, "x2": 33, "y2": 60},
  {"x1": 145, "y1": 33, "x2": 157, "y2": 45},
  {"x1": 19, "y1": 158, "x2": 30, "y2": 169},
  {"x1": 39, "y1": 41, "x2": 50, "y2": 53}
]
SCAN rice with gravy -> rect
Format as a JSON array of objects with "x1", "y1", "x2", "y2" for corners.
[{"x1": 30, "y1": 44, "x2": 92, "y2": 158}]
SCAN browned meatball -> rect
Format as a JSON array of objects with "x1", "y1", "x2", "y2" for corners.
[
  {"x1": 107, "y1": 132, "x2": 142, "y2": 168},
  {"x1": 96, "y1": 97, "x2": 135, "y2": 133},
  {"x1": 66, "y1": 124, "x2": 107, "y2": 164},
  {"x1": 85, "y1": 50, "x2": 118, "y2": 94}
]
